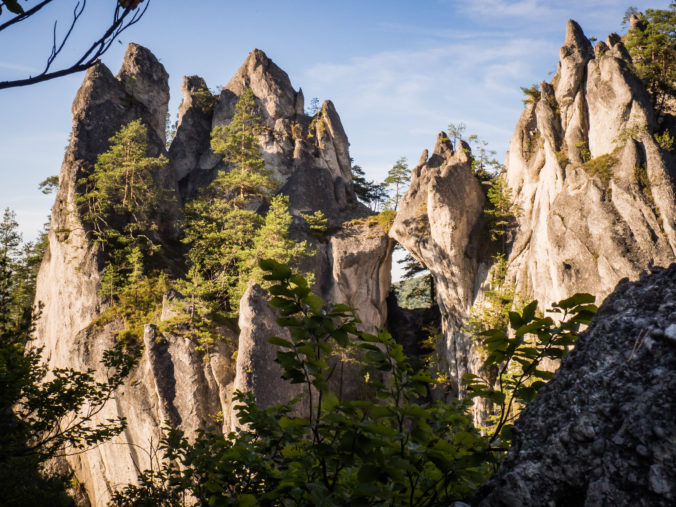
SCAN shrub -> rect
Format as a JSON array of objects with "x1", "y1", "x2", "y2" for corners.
[{"x1": 581, "y1": 153, "x2": 618, "y2": 187}]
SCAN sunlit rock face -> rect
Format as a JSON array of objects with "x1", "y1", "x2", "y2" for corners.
[
  {"x1": 505, "y1": 20, "x2": 676, "y2": 309},
  {"x1": 391, "y1": 19, "x2": 676, "y2": 395},
  {"x1": 390, "y1": 135, "x2": 487, "y2": 392},
  {"x1": 474, "y1": 264, "x2": 676, "y2": 506},
  {"x1": 33, "y1": 45, "x2": 392, "y2": 505}
]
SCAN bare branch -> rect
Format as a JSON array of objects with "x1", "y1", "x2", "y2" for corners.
[
  {"x1": 0, "y1": 1, "x2": 150, "y2": 90},
  {"x1": 0, "y1": 0, "x2": 52, "y2": 33}
]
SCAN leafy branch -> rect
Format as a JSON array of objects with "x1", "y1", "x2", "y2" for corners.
[{"x1": 463, "y1": 293, "x2": 597, "y2": 450}]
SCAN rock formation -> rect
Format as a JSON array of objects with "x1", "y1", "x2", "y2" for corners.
[
  {"x1": 473, "y1": 264, "x2": 676, "y2": 506},
  {"x1": 391, "y1": 19, "x2": 676, "y2": 393},
  {"x1": 505, "y1": 20, "x2": 676, "y2": 307},
  {"x1": 31, "y1": 17, "x2": 676, "y2": 506},
  {"x1": 390, "y1": 136, "x2": 487, "y2": 391},
  {"x1": 33, "y1": 46, "x2": 392, "y2": 505}
]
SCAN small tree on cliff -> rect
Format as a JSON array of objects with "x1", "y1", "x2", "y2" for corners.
[
  {"x1": 210, "y1": 89, "x2": 277, "y2": 202},
  {"x1": 183, "y1": 89, "x2": 311, "y2": 317},
  {"x1": 78, "y1": 119, "x2": 168, "y2": 280},
  {"x1": 383, "y1": 157, "x2": 410, "y2": 211},
  {"x1": 351, "y1": 163, "x2": 387, "y2": 211},
  {"x1": 625, "y1": 5, "x2": 676, "y2": 117}
]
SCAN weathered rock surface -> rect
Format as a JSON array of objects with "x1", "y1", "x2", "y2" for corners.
[
  {"x1": 391, "y1": 19, "x2": 676, "y2": 395},
  {"x1": 474, "y1": 264, "x2": 676, "y2": 506},
  {"x1": 34, "y1": 43, "x2": 174, "y2": 379},
  {"x1": 232, "y1": 284, "x2": 306, "y2": 431},
  {"x1": 175, "y1": 49, "x2": 354, "y2": 218},
  {"x1": 390, "y1": 135, "x2": 487, "y2": 391},
  {"x1": 33, "y1": 45, "x2": 393, "y2": 505},
  {"x1": 505, "y1": 19, "x2": 676, "y2": 308}
]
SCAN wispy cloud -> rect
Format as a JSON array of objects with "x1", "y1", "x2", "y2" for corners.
[
  {"x1": 0, "y1": 61, "x2": 39, "y2": 73},
  {"x1": 301, "y1": 34, "x2": 557, "y2": 178},
  {"x1": 455, "y1": 0, "x2": 559, "y2": 18}
]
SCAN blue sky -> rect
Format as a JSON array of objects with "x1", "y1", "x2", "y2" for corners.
[{"x1": 0, "y1": 0, "x2": 671, "y2": 240}]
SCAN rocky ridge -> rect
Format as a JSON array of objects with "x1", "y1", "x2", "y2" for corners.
[
  {"x1": 391, "y1": 19, "x2": 676, "y2": 393},
  {"x1": 33, "y1": 46, "x2": 392, "y2": 505}
]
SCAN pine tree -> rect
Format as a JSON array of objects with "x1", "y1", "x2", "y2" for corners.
[
  {"x1": 352, "y1": 164, "x2": 387, "y2": 210},
  {"x1": 447, "y1": 121, "x2": 466, "y2": 150},
  {"x1": 78, "y1": 119, "x2": 168, "y2": 277},
  {"x1": 484, "y1": 176, "x2": 518, "y2": 250},
  {"x1": 468, "y1": 134, "x2": 502, "y2": 181},
  {"x1": 210, "y1": 89, "x2": 277, "y2": 202},
  {"x1": 383, "y1": 157, "x2": 410, "y2": 211},
  {"x1": 236, "y1": 195, "x2": 313, "y2": 304},
  {"x1": 625, "y1": 6, "x2": 676, "y2": 117},
  {"x1": 185, "y1": 89, "x2": 278, "y2": 313}
]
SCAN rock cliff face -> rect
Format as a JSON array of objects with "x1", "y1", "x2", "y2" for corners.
[
  {"x1": 391, "y1": 19, "x2": 676, "y2": 392},
  {"x1": 474, "y1": 264, "x2": 676, "y2": 506},
  {"x1": 390, "y1": 136, "x2": 487, "y2": 391},
  {"x1": 33, "y1": 18, "x2": 676, "y2": 505},
  {"x1": 33, "y1": 46, "x2": 392, "y2": 505},
  {"x1": 505, "y1": 20, "x2": 676, "y2": 308}
]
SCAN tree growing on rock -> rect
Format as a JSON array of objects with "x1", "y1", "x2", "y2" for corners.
[
  {"x1": 183, "y1": 89, "x2": 311, "y2": 318},
  {"x1": 625, "y1": 5, "x2": 676, "y2": 117},
  {"x1": 78, "y1": 119, "x2": 168, "y2": 280},
  {"x1": 351, "y1": 163, "x2": 387, "y2": 211},
  {"x1": 383, "y1": 157, "x2": 410, "y2": 212}
]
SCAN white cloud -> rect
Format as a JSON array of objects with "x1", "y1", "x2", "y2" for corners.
[
  {"x1": 0, "y1": 61, "x2": 39, "y2": 73},
  {"x1": 301, "y1": 34, "x2": 557, "y2": 181}
]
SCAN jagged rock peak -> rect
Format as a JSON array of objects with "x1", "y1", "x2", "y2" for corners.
[
  {"x1": 561, "y1": 19, "x2": 593, "y2": 59},
  {"x1": 433, "y1": 131, "x2": 454, "y2": 158},
  {"x1": 226, "y1": 48, "x2": 303, "y2": 119},
  {"x1": 116, "y1": 43, "x2": 170, "y2": 142}
]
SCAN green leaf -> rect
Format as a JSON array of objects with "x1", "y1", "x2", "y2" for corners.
[
  {"x1": 553, "y1": 292, "x2": 595, "y2": 310},
  {"x1": 321, "y1": 391, "x2": 339, "y2": 412},
  {"x1": 238, "y1": 494, "x2": 257, "y2": 507},
  {"x1": 515, "y1": 321, "x2": 545, "y2": 338},
  {"x1": 486, "y1": 390, "x2": 506, "y2": 404},
  {"x1": 532, "y1": 369, "x2": 554, "y2": 380},
  {"x1": 508, "y1": 311, "x2": 523, "y2": 329},
  {"x1": 521, "y1": 300, "x2": 538, "y2": 324},
  {"x1": 500, "y1": 424, "x2": 514, "y2": 443},
  {"x1": 479, "y1": 329, "x2": 508, "y2": 340},
  {"x1": 269, "y1": 296, "x2": 294, "y2": 309},
  {"x1": 302, "y1": 294, "x2": 323, "y2": 313},
  {"x1": 267, "y1": 336, "x2": 293, "y2": 348},
  {"x1": 288, "y1": 274, "x2": 308, "y2": 288},
  {"x1": 268, "y1": 285, "x2": 294, "y2": 297},
  {"x1": 515, "y1": 385, "x2": 537, "y2": 402},
  {"x1": 332, "y1": 303, "x2": 354, "y2": 313}
]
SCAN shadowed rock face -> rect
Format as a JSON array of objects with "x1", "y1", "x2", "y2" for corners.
[
  {"x1": 473, "y1": 264, "x2": 676, "y2": 506},
  {"x1": 33, "y1": 45, "x2": 393, "y2": 505}
]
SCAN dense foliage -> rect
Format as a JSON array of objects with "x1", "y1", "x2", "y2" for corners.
[
  {"x1": 78, "y1": 119, "x2": 169, "y2": 280},
  {"x1": 463, "y1": 294, "x2": 597, "y2": 449},
  {"x1": 625, "y1": 4, "x2": 676, "y2": 116},
  {"x1": 112, "y1": 260, "x2": 492, "y2": 506},
  {"x1": 182, "y1": 89, "x2": 313, "y2": 320},
  {"x1": 0, "y1": 208, "x2": 138, "y2": 505}
]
